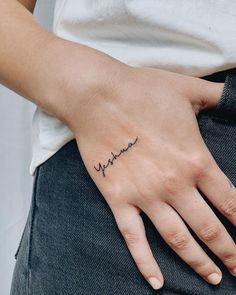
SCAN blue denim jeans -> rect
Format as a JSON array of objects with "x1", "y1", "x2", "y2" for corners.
[{"x1": 11, "y1": 70, "x2": 236, "y2": 294}]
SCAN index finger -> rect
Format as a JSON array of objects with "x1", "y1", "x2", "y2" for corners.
[{"x1": 112, "y1": 205, "x2": 164, "y2": 290}]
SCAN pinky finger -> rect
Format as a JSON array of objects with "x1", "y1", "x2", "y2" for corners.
[{"x1": 112, "y1": 204, "x2": 164, "y2": 290}]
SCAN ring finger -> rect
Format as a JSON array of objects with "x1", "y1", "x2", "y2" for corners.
[
  {"x1": 145, "y1": 202, "x2": 222, "y2": 285},
  {"x1": 170, "y1": 188, "x2": 236, "y2": 276}
]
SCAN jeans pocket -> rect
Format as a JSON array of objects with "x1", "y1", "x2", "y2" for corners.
[
  {"x1": 198, "y1": 70, "x2": 236, "y2": 125},
  {"x1": 14, "y1": 221, "x2": 28, "y2": 260},
  {"x1": 11, "y1": 167, "x2": 40, "y2": 295},
  {"x1": 14, "y1": 168, "x2": 40, "y2": 261},
  {"x1": 213, "y1": 70, "x2": 236, "y2": 120}
]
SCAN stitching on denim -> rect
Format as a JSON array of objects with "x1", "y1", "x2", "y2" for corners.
[
  {"x1": 14, "y1": 219, "x2": 28, "y2": 260},
  {"x1": 26, "y1": 166, "x2": 41, "y2": 295}
]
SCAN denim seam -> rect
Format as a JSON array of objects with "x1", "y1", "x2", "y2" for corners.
[
  {"x1": 14, "y1": 217, "x2": 28, "y2": 260},
  {"x1": 26, "y1": 166, "x2": 41, "y2": 295}
]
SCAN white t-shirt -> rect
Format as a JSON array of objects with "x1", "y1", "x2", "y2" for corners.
[{"x1": 29, "y1": 0, "x2": 236, "y2": 175}]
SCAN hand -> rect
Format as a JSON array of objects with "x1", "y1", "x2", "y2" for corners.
[{"x1": 57, "y1": 64, "x2": 236, "y2": 289}]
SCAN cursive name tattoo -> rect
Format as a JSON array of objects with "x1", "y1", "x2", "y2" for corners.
[{"x1": 94, "y1": 137, "x2": 139, "y2": 177}]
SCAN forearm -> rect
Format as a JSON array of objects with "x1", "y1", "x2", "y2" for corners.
[
  {"x1": 0, "y1": 0, "x2": 53, "y2": 101},
  {"x1": 0, "y1": 0, "x2": 126, "y2": 118}
]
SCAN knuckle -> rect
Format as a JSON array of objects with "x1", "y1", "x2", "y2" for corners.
[
  {"x1": 137, "y1": 172, "x2": 161, "y2": 200},
  {"x1": 136, "y1": 181, "x2": 162, "y2": 205},
  {"x1": 133, "y1": 253, "x2": 155, "y2": 269},
  {"x1": 167, "y1": 231, "x2": 190, "y2": 250},
  {"x1": 160, "y1": 172, "x2": 179, "y2": 195},
  {"x1": 189, "y1": 260, "x2": 203, "y2": 269},
  {"x1": 122, "y1": 230, "x2": 140, "y2": 247},
  {"x1": 190, "y1": 260, "x2": 213, "y2": 274},
  {"x1": 135, "y1": 259, "x2": 149, "y2": 268},
  {"x1": 137, "y1": 185, "x2": 155, "y2": 203},
  {"x1": 186, "y1": 153, "x2": 209, "y2": 178},
  {"x1": 190, "y1": 259, "x2": 209, "y2": 270},
  {"x1": 219, "y1": 197, "x2": 236, "y2": 217},
  {"x1": 104, "y1": 183, "x2": 122, "y2": 199},
  {"x1": 112, "y1": 184, "x2": 126, "y2": 200},
  {"x1": 221, "y1": 252, "x2": 236, "y2": 265},
  {"x1": 198, "y1": 224, "x2": 221, "y2": 242},
  {"x1": 105, "y1": 184, "x2": 132, "y2": 205}
]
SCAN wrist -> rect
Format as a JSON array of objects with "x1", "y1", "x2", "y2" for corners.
[{"x1": 37, "y1": 37, "x2": 130, "y2": 131}]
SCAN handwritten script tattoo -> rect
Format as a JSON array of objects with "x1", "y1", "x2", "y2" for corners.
[{"x1": 94, "y1": 137, "x2": 139, "y2": 177}]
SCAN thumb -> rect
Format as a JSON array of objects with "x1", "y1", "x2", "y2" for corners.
[{"x1": 197, "y1": 80, "x2": 225, "y2": 110}]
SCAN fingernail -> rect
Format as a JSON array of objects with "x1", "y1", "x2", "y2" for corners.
[
  {"x1": 148, "y1": 277, "x2": 162, "y2": 290},
  {"x1": 207, "y1": 273, "x2": 222, "y2": 285},
  {"x1": 230, "y1": 268, "x2": 236, "y2": 277}
]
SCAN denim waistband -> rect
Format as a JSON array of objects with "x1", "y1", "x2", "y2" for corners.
[{"x1": 201, "y1": 68, "x2": 236, "y2": 83}]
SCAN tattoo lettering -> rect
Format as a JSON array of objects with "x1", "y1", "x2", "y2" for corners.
[{"x1": 94, "y1": 137, "x2": 139, "y2": 177}]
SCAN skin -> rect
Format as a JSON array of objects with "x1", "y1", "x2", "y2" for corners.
[
  {"x1": 17, "y1": 0, "x2": 36, "y2": 12},
  {"x1": 1, "y1": 0, "x2": 236, "y2": 290}
]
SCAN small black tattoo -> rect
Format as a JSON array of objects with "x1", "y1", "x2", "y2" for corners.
[
  {"x1": 227, "y1": 178, "x2": 235, "y2": 188},
  {"x1": 94, "y1": 137, "x2": 139, "y2": 177}
]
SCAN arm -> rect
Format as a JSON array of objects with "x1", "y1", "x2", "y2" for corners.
[{"x1": 0, "y1": 0, "x2": 124, "y2": 116}]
